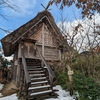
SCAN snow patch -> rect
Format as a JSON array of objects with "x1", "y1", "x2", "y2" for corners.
[
  {"x1": 0, "y1": 83, "x2": 4, "y2": 90},
  {"x1": 0, "y1": 93, "x2": 3, "y2": 97},
  {"x1": 0, "y1": 83, "x2": 4, "y2": 97},
  {"x1": 0, "y1": 85, "x2": 75, "y2": 100},
  {"x1": 0, "y1": 94, "x2": 18, "y2": 100},
  {"x1": 45, "y1": 85, "x2": 75, "y2": 100}
]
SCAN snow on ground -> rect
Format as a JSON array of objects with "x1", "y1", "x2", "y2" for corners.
[
  {"x1": 0, "y1": 83, "x2": 4, "y2": 90},
  {"x1": 0, "y1": 94, "x2": 18, "y2": 100},
  {"x1": 45, "y1": 85, "x2": 75, "y2": 100},
  {"x1": 0, "y1": 85, "x2": 75, "y2": 100},
  {"x1": 0, "y1": 83, "x2": 4, "y2": 97}
]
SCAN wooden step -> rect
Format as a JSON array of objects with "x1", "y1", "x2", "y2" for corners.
[
  {"x1": 31, "y1": 80, "x2": 48, "y2": 85},
  {"x1": 28, "y1": 70, "x2": 44, "y2": 74},
  {"x1": 31, "y1": 77, "x2": 47, "y2": 81},
  {"x1": 27, "y1": 66, "x2": 40, "y2": 68},
  {"x1": 26, "y1": 61, "x2": 41, "y2": 64},
  {"x1": 28, "y1": 85, "x2": 51, "y2": 90},
  {"x1": 27, "y1": 62, "x2": 40, "y2": 63},
  {"x1": 29, "y1": 74, "x2": 45, "y2": 77},
  {"x1": 30, "y1": 90, "x2": 52, "y2": 96},
  {"x1": 26, "y1": 59, "x2": 41, "y2": 62},
  {"x1": 27, "y1": 64, "x2": 41, "y2": 66},
  {"x1": 27, "y1": 68, "x2": 42, "y2": 71},
  {"x1": 27, "y1": 63, "x2": 41, "y2": 65},
  {"x1": 26, "y1": 61, "x2": 41, "y2": 63}
]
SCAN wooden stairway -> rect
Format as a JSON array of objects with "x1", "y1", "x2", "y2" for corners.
[
  {"x1": 26, "y1": 58, "x2": 53, "y2": 99},
  {"x1": 20, "y1": 46, "x2": 56, "y2": 100}
]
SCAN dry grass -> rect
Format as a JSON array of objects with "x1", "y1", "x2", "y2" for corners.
[{"x1": 1, "y1": 81, "x2": 18, "y2": 97}]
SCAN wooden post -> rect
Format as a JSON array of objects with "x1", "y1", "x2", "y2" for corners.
[
  {"x1": 59, "y1": 50, "x2": 61, "y2": 60},
  {"x1": 67, "y1": 65, "x2": 74, "y2": 96},
  {"x1": 0, "y1": 70, "x2": 2, "y2": 82},
  {"x1": 19, "y1": 67, "x2": 23, "y2": 96},
  {"x1": 42, "y1": 23, "x2": 44, "y2": 57},
  {"x1": 67, "y1": 65, "x2": 74, "y2": 83},
  {"x1": 17, "y1": 59, "x2": 21, "y2": 86}
]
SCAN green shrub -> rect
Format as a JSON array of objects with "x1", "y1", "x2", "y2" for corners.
[
  {"x1": 73, "y1": 72, "x2": 100, "y2": 100},
  {"x1": 57, "y1": 72, "x2": 69, "y2": 89},
  {"x1": 56, "y1": 71, "x2": 100, "y2": 100},
  {"x1": 56, "y1": 69, "x2": 100, "y2": 100}
]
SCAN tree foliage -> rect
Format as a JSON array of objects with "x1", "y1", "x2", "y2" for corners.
[
  {"x1": 73, "y1": 72, "x2": 100, "y2": 100},
  {"x1": 0, "y1": 55, "x2": 9, "y2": 68},
  {"x1": 56, "y1": 70, "x2": 100, "y2": 100},
  {"x1": 54, "y1": 0, "x2": 100, "y2": 18}
]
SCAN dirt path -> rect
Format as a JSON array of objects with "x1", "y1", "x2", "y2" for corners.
[{"x1": 1, "y1": 81, "x2": 18, "y2": 97}]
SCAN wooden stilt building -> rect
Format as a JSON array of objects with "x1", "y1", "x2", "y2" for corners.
[{"x1": 1, "y1": 10, "x2": 68, "y2": 99}]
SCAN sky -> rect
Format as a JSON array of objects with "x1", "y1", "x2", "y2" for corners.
[
  {"x1": 0, "y1": 0, "x2": 100, "y2": 59},
  {"x1": 0, "y1": 0, "x2": 81, "y2": 40},
  {"x1": 0, "y1": 0, "x2": 83, "y2": 60}
]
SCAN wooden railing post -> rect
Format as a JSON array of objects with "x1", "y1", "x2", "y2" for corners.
[
  {"x1": 36, "y1": 47, "x2": 56, "y2": 90},
  {"x1": 19, "y1": 67, "x2": 23, "y2": 96},
  {"x1": 19, "y1": 44, "x2": 31, "y2": 99},
  {"x1": 21, "y1": 45, "x2": 31, "y2": 84}
]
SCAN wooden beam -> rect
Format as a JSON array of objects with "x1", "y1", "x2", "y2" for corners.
[
  {"x1": 41, "y1": 4, "x2": 46, "y2": 9},
  {"x1": 45, "y1": 0, "x2": 54, "y2": 10},
  {"x1": 42, "y1": 23, "x2": 44, "y2": 57},
  {"x1": 12, "y1": 16, "x2": 45, "y2": 45}
]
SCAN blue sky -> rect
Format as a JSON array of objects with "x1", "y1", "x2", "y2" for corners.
[
  {"x1": 0, "y1": 0, "x2": 81, "y2": 40},
  {"x1": 1, "y1": 0, "x2": 100, "y2": 60}
]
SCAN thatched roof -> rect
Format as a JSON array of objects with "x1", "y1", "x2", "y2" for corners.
[{"x1": 1, "y1": 11, "x2": 67, "y2": 56}]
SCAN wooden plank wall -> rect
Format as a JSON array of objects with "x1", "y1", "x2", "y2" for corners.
[
  {"x1": 17, "y1": 23, "x2": 60, "y2": 61},
  {"x1": 13, "y1": 50, "x2": 21, "y2": 86},
  {"x1": 30, "y1": 24, "x2": 60, "y2": 61},
  {"x1": 36, "y1": 45, "x2": 60, "y2": 60}
]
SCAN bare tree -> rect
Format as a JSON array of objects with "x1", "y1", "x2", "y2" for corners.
[
  {"x1": 58, "y1": 12, "x2": 100, "y2": 94},
  {"x1": 0, "y1": 0, "x2": 20, "y2": 33}
]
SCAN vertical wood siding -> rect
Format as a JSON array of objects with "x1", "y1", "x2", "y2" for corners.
[{"x1": 29, "y1": 24, "x2": 60, "y2": 60}]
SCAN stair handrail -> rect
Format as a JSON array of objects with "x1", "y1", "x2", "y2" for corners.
[
  {"x1": 36, "y1": 47, "x2": 56, "y2": 85},
  {"x1": 21, "y1": 45, "x2": 31, "y2": 85}
]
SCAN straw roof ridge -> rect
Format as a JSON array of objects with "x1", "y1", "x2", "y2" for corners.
[
  {"x1": 1, "y1": 11, "x2": 55, "y2": 42},
  {"x1": 1, "y1": 10, "x2": 66, "y2": 56}
]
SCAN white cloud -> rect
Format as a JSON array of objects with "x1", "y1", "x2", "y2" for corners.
[{"x1": 57, "y1": 14, "x2": 100, "y2": 52}]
